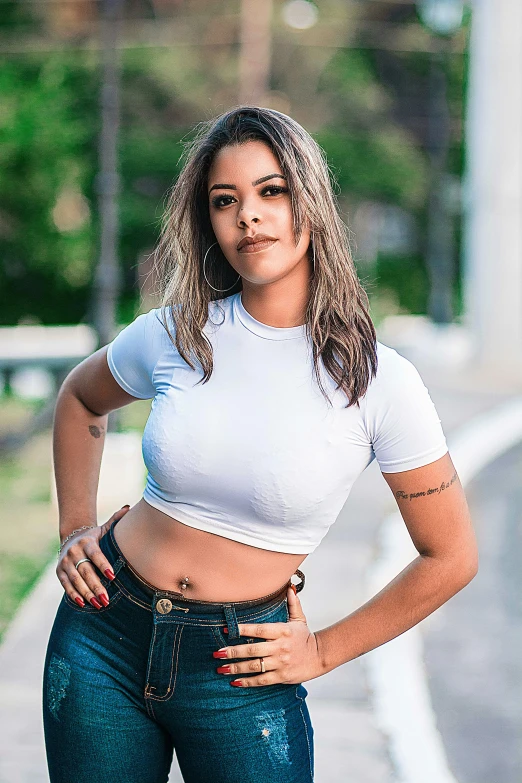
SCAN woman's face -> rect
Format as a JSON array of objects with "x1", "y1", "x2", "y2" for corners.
[{"x1": 207, "y1": 140, "x2": 311, "y2": 287}]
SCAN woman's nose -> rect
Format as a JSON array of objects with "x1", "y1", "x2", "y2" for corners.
[{"x1": 236, "y1": 205, "x2": 261, "y2": 228}]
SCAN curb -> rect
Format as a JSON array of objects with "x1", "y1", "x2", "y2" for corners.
[{"x1": 364, "y1": 396, "x2": 522, "y2": 783}]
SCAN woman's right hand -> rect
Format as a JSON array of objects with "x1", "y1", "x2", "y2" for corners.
[{"x1": 56, "y1": 504, "x2": 130, "y2": 609}]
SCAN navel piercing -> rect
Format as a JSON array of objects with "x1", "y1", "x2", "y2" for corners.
[{"x1": 180, "y1": 576, "x2": 190, "y2": 590}]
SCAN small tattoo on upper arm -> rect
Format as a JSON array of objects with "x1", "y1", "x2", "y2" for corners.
[
  {"x1": 88, "y1": 425, "x2": 104, "y2": 439},
  {"x1": 395, "y1": 470, "x2": 458, "y2": 502}
]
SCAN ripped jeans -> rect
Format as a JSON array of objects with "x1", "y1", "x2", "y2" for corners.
[{"x1": 42, "y1": 517, "x2": 314, "y2": 783}]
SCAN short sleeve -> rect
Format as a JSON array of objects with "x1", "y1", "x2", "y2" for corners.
[
  {"x1": 362, "y1": 345, "x2": 449, "y2": 473},
  {"x1": 106, "y1": 308, "x2": 166, "y2": 399}
]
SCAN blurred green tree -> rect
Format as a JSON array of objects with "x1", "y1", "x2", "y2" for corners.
[{"x1": 0, "y1": 56, "x2": 98, "y2": 324}]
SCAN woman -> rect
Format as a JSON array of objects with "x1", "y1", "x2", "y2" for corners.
[{"x1": 43, "y1": 106, "x2": 478, "y2": 783}]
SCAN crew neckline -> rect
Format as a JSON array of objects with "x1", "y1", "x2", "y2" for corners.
[{"x1": 233, "y1": 292, "x2": 307, "y2": 341}]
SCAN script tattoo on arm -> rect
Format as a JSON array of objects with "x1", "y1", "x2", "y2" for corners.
[
  {"x1": 88, "y1": 425, "x2": 105, "y2": 439},
  {"x1": 395, "y1": 470, "x2": 458, "y2": 502}
]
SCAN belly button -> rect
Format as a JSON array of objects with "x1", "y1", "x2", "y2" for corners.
[{"x1": 180, "y1": 576, "x2": 190, "y2": 590}]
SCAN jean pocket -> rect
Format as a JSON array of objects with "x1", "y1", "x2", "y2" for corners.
[
  {"x1": 252, "y1": 597, "x2": 289, "y2": 623},
  {"x1": 212, "y1": 598, "x2": 289, "y2": 649},
  {"x1": 242, "y1": 597, "x2": 289, "y2": 644},
  {"x1": 63, "y1": 572, "x2": 123, "y2": 613}
]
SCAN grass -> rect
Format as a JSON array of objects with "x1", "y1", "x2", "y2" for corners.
[
  {"x1": 0, "y1": 394, "x2": 150, "y2": 644},
  {"x1": 0, "y1": 424, "x2": 58, "y2": 643},
  {"x1": 0, "y1": 541, "x2": 58, "y2": 642}
]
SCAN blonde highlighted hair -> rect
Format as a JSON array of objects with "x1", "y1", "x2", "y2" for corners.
[{"x1": 151, "y1": 105, "x2": 378, "y2": 408}]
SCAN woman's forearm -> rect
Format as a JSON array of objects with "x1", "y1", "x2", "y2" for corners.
[
  {"x1": 52, "y1": 383, "x2": 108, "y2": 541},
  {"x1": 315, "y1": 553, "x2": 477, "y2": 675}
]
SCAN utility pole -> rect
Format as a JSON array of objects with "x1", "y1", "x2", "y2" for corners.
[
  {"x1": 416, "y1": 0, "x2": 464, "y2": 325},
  {"x1": 239, "y1": 0, "x2": 273, "y2": 105},
  {"x1": 425, "y1": 39, "x2": 456, "y2": 324},
  {"x1": 92, "y1": 0, "x2": 123, "y2": 351},
  {"x1": 461, "y1": 0, "x2": 522, "y2": 385},
  {"x1": 91, "y1": 0, "x2": 124, "y2": 430}
]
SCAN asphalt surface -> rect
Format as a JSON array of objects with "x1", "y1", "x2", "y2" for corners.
[{"x1": 423, "y1": 442, "x2": 522, "y2": 783}]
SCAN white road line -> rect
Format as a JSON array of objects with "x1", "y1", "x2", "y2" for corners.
[{"x1": 364, "y1": 396, "x2": 522, "y2": 783}]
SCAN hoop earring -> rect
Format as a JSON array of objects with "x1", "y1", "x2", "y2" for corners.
[
  {"x1": 310, "y1": 235, "x2": 316, "y2": 276},
  {"x1": 202, "y1": 242, "x2": 241, "y2": 293}
]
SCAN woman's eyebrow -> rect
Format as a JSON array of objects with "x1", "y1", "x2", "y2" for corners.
[
  {"x1": 253, "y1": 173, "x2": 287, "y2": 186},
  {"x1": 208, "y1": 173, "x2": 286, "y2": 195}
]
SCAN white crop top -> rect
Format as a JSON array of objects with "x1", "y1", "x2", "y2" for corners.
[{"x1": 106, "y1": 292, "x2": 448, "y2": 554}]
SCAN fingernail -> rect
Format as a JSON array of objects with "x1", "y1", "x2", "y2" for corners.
[
  {"x1": 291, "y1": 584, "x2": 297, "y2": 595},
  {"x1": 121, "y1": 504, "x2": 130, "y2": 509},
  {"x1": 99, "y1": 593, "x2": 109, "y2": 607},
  {"x1": 75, "y1": 596, "x2": 85, "y2": 607},
  {"x1": 90, "y1": 597, "x2": 102, "y2": 609},
  {"x1": 230, "y1": 680, "x2": 243, "y2": 687},
  {"x1": 104, "y1": 568, "x2": 115, "y2": 580},
  {"x1": 213, "y1": 650, "x2": 228, "y2": 658},
  {"x1": 216, "y1": 666, "x2": 231, "y2": 674},
  {"x1": 223, "y1": 627, "x2": 228, "y2": 633}
]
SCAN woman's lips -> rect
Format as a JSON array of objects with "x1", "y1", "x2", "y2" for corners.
[{"x1": 238, "y1": 239, "x2": 278, "y2": 254}]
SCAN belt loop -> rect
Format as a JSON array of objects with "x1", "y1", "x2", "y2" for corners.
[
  {"x1": 103, "y1": 524, "x2": 125, "y2": 577},
  {"x1": 223, "y1": 605, "x2": 240, "y2": 641},
  {"x1": 293, "y1": 568, "x2": 305, "y2": 593},
  {"x1": 110, "y1": 556, "x2": 125, "y2": 577}
]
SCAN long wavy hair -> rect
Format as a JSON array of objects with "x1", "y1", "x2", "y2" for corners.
[{"x1": 150, "y1": 105, "x2": 378, "y2": 408}]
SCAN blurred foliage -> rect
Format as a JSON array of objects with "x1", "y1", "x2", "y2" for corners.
[
  {"x1": 375, "y1": 252, "x2": 428, "y2": 314},
  {"x1": 0, "y1": 0, "x2": 469, "y2": 325},
  {"x1": 316, "y1": 49, "x2": 428, "y2": 208},
  {"x1": 0, "y1": 393, "x2": 47, "y2": 431},
  {"x1": 0, "y1": 55, "x2": 99, "y2": 323}
]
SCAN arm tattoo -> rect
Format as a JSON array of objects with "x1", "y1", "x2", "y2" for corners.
[
  {"x1": 395, "y1": 470, "x2": 458, "y2": 502},
  {"x1": 88, "y1": 425, "x2": 105, "y2": 439}
]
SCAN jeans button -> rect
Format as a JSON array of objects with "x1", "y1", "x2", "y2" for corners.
[{"x1": 156, "y1": 598, "x2": 173, "y2": 614}]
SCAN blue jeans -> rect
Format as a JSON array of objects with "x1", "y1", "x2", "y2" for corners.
[{"x1": 43, "y1": 518, "x2": 314, "y2": 782}]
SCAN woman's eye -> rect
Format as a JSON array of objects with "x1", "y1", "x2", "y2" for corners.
[
  {"x1": 211, "y1": 195, "x2": 236, "y2": 208},
  {"x1": 261, "y1": 185, "x2": 288, "y2": 197}
]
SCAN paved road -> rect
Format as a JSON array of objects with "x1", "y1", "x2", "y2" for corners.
[{"x1": 422, "y1": 442, "x2": 522, "y2": 783}]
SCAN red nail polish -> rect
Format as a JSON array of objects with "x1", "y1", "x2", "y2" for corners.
[
  {"x1": 230, "y1": 680, "x2": 243, "y2": 687},
  {"x1": 75, "y1": 596, "x2": 85, "y2": 607},
  {"x1": 291, "y1": 584, "x2": 297, "y2": 595},
  {"x1": 223, "y1": 627, "x2": 228, "y2": 633},
  {"x1": 217, "y1": 666, "x2": 231, "y2": 674},
  {"x1": 104, "y1": 568, "x2": 115, "y2": 580},
  {"x1": 213, "y1": 650, "x2": 228, "y2": 658},
  {"x1": 90, "y1": 596, "x2": 102, "y2": 609},
  {"x1": 99, "y1": 593, "x2": 109, "y2": 607}
]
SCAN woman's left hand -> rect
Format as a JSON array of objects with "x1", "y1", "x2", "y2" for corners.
[{"x1": 213, "y1": 584, "x2": 325, "y2": 687}]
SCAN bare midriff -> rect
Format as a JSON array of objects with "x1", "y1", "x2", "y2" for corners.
[{"x1": 112, "y1": 498, "x2": 308, "y2": 602}]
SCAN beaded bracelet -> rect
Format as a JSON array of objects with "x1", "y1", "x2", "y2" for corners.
[{"x1": 57, "y1": 525, "x2": 97, "y2": 555}]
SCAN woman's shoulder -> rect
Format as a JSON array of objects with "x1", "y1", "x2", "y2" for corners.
[
  {"x1": 360, "y1": 341, "x2": 447, "y2": 470},
  {"x1": 113, "y1": 305, "x2": 176, "y2": 351},
  {"x1": 360, "y1": 340, "x2": 434, "y2": 414},
  {"x1": 106, "y1": 306, "x2": 177, "y2": 399},
  {"x1": 370, "y1": 340, "x2": 424, "y2": 391}
]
